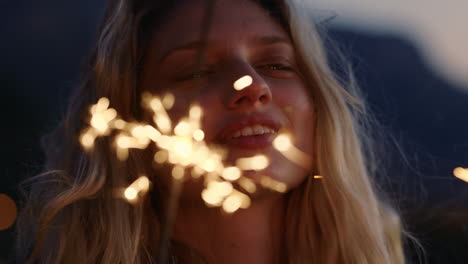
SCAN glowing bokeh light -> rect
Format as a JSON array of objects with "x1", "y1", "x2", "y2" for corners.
[
  {"x1": 149, "y1": 97, "x2": 163, "y2": 112},
  {"x1": 202, "y1": 158, "x2": 217, "y2": 172},
  {"x1": 80, "y1": 95, "x2": 292, "y2": 212},
  {"x1": 174, "y1": 121, "x2": 191, "y2": 137},
  {"x1": 172, "y1": 165, "x2": 185, "y2": 180},
  {"x1": 155, "y1": 115, "x2": 172, "y2": 134},
  {"x1": 80, "y1": 132, "x2": 95, "y2": 149},
  {"x1": 191, "y1": 166, "x2": 204, "y2": 178},
  {"x1": 96, "y1": 97, "x2": 110, "y2": 111},
  {"x1": 193, "y1": 129, "x2": 205, "y2": 141},
  {"x1": 201, "y1": 189, "x2": 224, "y2": 206},
  {"x1": 233, "y1": 75, "x2": 253, "y2": 90},
  {"x1": 236, "y1": 155, "x2": 269, "y2": 171},
  {"x1": 113, "y1": 119, "x2": 126, "y2": 129},
  {"x1": 222, "y1": 195, "x2": 242, "y2": 213},
  {"x1": 136, "y1": 176, "x2": 150, "y2": 191},
  {"x1": 273, "y1": 134, "x2": 292, "y2": 152},
  {"x1": 238, "y1": 177, "x2": 257, "y2": 193},
  {"x1": 0, "y1": 194, "x2": 17, "y2": 230},
  {"x1": 173, "y1": 138, "x2": 193, "y2": 158},
  {"x1": 453, "y1": 167, "x2": 468, "y2": 182},
  {"x1": 273, "y1": 133, "x2": 312, "y2": 170},
  {"x1": 189, "y1": 105, "x2": 203, "y2": 119},
  {"x1": 222, "y1": 166, "x2": 241, "y2": 181},
  {"x1": 154, "y1": 150, "x2": 168, "y2": 164},
  {"x1": 260, "y1": 176, "x2": 287, "y2": 193},
  {"x1": 208, "y1": 181, "x2": 233, "y2": 197},
  {"x1": 162, "y1": 93, "x2": 175, "y2": 109},
  {"x1": 314, "y1": 175, "x2": 323, "y2": 179},
  {"x1": 124, "y1": 187, "x2": 138, "y2": 200}
]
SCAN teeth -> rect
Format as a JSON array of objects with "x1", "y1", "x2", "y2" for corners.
[
  {"x1": 229, "y1": 125, "x2": 275, "y2": 139},
  {"x1": 241, "y1": 127, "x2": 253, "y2": 136},
  {"x1": 252, "y1": 125, "x2": 264, "y2": 135}
]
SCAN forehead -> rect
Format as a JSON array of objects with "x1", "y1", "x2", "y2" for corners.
[{"x1": 149, "y1": 0, "x2": 290, "y2": 54}]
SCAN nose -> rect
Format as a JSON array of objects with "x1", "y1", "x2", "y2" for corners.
[{"x1": 225, "y1": 66, "x2": 272, "y2": 109}]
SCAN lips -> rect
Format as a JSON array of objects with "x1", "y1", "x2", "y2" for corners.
[{"x1": 216, "y1": 114, "x2": 281, "y2": 148}]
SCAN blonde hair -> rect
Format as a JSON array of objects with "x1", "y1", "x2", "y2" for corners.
[{"x1": 16, "y1": 0, "x2": 409, "y2": 263}]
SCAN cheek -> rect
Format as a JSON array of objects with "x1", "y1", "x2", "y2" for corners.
[{"x1": 275, "y1": 83, "x2": 315, "y2": 156}]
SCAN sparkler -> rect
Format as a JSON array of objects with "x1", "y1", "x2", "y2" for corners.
[{"x1": 80, "y1": 88, "x2": 316, "y2": 210}]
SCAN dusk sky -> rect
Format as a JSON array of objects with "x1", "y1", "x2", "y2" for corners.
[{"x1": 309, "y1": 0, "x2": 468, "y2": 91}]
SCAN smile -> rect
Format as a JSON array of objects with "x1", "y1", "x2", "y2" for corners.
[
  {"x1": 227, "y1": 125, "x2": 276, "y2": 139},
  {"x1": 216, "y1": 114, "x2": 281, "y2": 148}
]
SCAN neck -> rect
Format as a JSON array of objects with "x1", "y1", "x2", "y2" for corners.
[{"x1": 172, "y1": 193, "x2": 287, "y2": 264}]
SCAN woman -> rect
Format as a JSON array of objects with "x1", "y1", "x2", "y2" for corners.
[{"x1": 16, "y1": 0, "x2": 409, "y2": 263}]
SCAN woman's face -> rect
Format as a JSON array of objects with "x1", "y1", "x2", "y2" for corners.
[{"x1": 141, "y1": 0, "x2": 314, "y2": 195}]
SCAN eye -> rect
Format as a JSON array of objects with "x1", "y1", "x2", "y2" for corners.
[
  {"x1": 263, "y1": 64, "x2": 294, "y2": 71},
  {"x1": 258, "y1": 63, "x2": 298, "y2": 78},
  {"x1": 175, "y1": 70, "x2": 212, "y2": 82}
]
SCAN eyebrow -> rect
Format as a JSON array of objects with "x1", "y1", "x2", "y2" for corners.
[{"x1": 158, "y1": 35, "x2": 292, "y2": 64}]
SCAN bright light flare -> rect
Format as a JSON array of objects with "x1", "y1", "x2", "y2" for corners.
[
  {"x1": 193, "y1": 129, "x2": 205, "y2": 141},
  {"x1": 173, "y1": 137, "x2": 193, "y2": 158},
  {"x1": 202, "y1": 189, "x2": 224, "y2": 206},
  {"x1": 238, "y1": 177, "x2": 257, "y2": 193},
  {"x1": 136, "y1": 176, "x2": 150, "y2": 191},
  {"x1": 144, "y1": 125, "x2": 161, "y2": 141},
  {"x1": 155, "y1": 115, "x2": 172, "y2": 134},
  {"x1": 260, "y1": 176, "x2": 287, "y2": 193},
  {"x1": 174, "y1": 121, "x2": 191, "y2": 136},
  {"x1": 202, "y1": 158, "x2": 217, "y2": 172},
  {"x1": 189, "y1": 105, "x2": 203, "y2": 120},
  {"x1": 221, "y1": 191, "x2": 251, "y2": 213},
  {"x1": 82, "y1": 95, "x2": 289, "y2": 212},
  {"x1": 222, "y1": 195, "x2": 242, "y2": 213},
  {"x1": 162, "y1": 93, "x2": 175, "y2": 109},
  {"x1": 222, "y1": 167, "x2": 241, "y2": 181},
  {"x1": 236, "y1": 155, "x2": 269, "y2": 170},
  {"x1": 273, "y1": 134, "x2": 291, "y2": 152},
  {"x1": 454, "y1": 167, "x2": 468, "y2": 182},
  {"x1": 191, "y1": 166, "x2": 204, "y2": 178},
  {"x1": 80, "y1": 131, "x2": 96, "y2": 150},
  {"x1": 123, "y1": 176, "x2": 151, "y2": 202},
  {"x1": 124, "y1": 187, "x2": 138, "y2": 200},
  {"x1": 207, "y1": 181, "x2": 233, "y2": 197},
  {"x1": 172, "y1": 165, "x2": 185, "y2": 180},
  {"x1": 149, "y1": 97, "x2": 163, "y2": 112},
  {"x1": 154, "y1": 150, "x2": 168, "y2": 164},
  {"x1": 273, "y1": 133, "x2": 312, "y2": 170},
  {"x1": 96, "y1": 97, "x2": 110, "y2": 111},
  {"x1": 113, "y1": 119, "x2": 126, "y2": 129},
  {"x1": 233, "y1": 75, "x2": 253, "y2": 90}
]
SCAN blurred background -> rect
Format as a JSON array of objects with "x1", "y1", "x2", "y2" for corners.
[{"x1": 1, "y1": 0, "x2": 467, "y2": 263}]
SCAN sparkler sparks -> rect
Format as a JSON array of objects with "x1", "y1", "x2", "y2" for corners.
[
  {"x1": 123, "y1": 176, "x2": 151, "y2": 202},
  {"x1": 80, "y1": 93, "x2": 312, "y2": 213}
]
